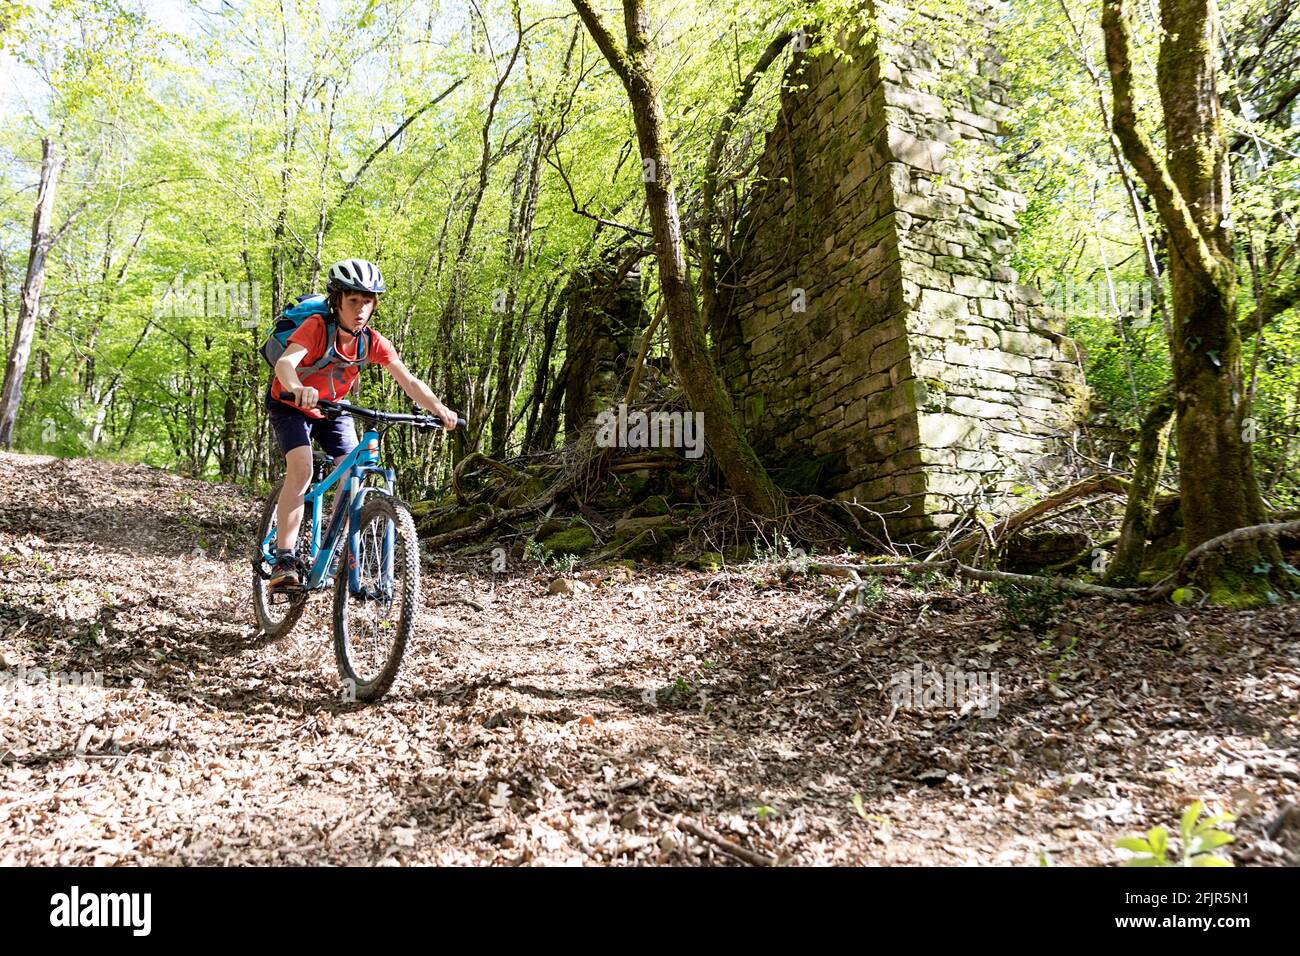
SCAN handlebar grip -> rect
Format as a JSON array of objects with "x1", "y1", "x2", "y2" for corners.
[
  {"x1": 278, "y1": 390, "x2": 328, "y2": 403},
  {"x1": 456, "y1": 417, "x2": 468, "y2": 429}
]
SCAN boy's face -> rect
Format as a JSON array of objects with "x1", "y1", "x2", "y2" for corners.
[{"x1": 338, "y1": 290, "x2": 377, "y2": 331}]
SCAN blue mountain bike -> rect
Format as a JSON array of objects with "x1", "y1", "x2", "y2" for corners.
[{"x1": 252, "y1": 393, "x2": 463, "y2": 702}]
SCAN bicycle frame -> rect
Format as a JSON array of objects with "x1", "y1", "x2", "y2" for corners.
[{"x1": 259, "y1": 425, "x2": 396, "y2": 597}]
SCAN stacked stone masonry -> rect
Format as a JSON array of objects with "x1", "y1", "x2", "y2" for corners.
[{"x1": 718, "y1": 3, "x2": 1088, "y2": 537}]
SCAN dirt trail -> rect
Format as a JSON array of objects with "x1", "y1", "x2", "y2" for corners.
[{"x1": 1, "y1": 450, "x2": 1297, "y2": 865}]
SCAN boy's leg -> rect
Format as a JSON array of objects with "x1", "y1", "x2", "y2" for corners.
[
  {"x1": 314, "y1": 412, "x2": 358, "y2": 461},
  {"x1": 265, "y1": 400, "x2": 314, "y2": 588},
  {"x1": 276, "y1": 445, "x2": 314, "y2": 552},
  {"x1": 268, "y1": 446, "x2": 312, "y2": 591}
]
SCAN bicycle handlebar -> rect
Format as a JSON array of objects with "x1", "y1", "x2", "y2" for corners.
[{"x1": 277, "y1": 392, "x2": 467, "y2": 430}]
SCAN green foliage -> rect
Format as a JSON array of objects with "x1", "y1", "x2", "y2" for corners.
[
  {"x1": 647, "y1": 673, "x2": 709, "y2": 710},
  {"x1": 992, "y1": 579, "x2": 1065, "y2": 633},
  {"x1": 900, "y1": 566, "x2": 951, "y2": 592},
  {"x1": 1115, "y1": 802, "x2": 1236, "y2": 867},
  {"x1": 0, "y1": 0, "x2": 833, "y2": 487},
  {"x1": 1045, "y1": 633, "x2": 1080, "y2": 683},
  {"x1": 550, "y1": 552, "x2": 580, "y2": 574},
  {"x1": 752, "y1": 532, "x2": 812, "y2": 576},
  {"x1": 523, "y1": 535, "x2": 580, "y2": 573},
  {"x1": 1000, "y1": 0, "x2": 1300, "y2": 503},
  {"x1": 855, "y1": 575, "x2": 886, "y2": 605},
  {"x1": 1000, "y1": 0, "x2": 1172, "y2": 426},
  {"x1": 0, "y1": 0, "x2": 1295, "y2": 518},
  {"x1": 522, "y1": 537, "x2": 547, "y2": 564}
]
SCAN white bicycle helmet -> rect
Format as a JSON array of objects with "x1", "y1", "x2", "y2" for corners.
[{"x1": 327, "y1": 258, "x2": 386, "y2": 294}]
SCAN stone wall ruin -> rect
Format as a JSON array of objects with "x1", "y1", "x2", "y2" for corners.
[{"x1": 718, "y1": 3, "x2": 1089, "y2": 538}]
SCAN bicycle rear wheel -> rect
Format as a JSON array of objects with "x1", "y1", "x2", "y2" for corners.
[
  {"x1": 252, "y1": 478, "x2": 308, "y2": 639},
  {"x1": 332, "y1": 491, "x2": 419, "y2": 702}
]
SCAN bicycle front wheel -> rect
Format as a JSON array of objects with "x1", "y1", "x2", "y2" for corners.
[{"x1": 332, "y1": 491, "x2": 420, "y2": 702}]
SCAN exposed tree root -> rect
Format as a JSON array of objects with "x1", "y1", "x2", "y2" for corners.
[{"x1": 810, "y1": 518, "x2": 1300, "y2": 605}]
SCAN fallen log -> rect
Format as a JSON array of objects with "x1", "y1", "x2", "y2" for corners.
[
  {"x1": 451, "y1": 452, "x2": 531, "y2": 506},
  {"x1": 422, "y1": 475, "x2": 576, "y2": 549}
]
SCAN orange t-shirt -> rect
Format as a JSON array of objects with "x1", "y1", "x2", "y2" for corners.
[{"x1": 271, "y1": 314, "x2": 397, "y2": 419}]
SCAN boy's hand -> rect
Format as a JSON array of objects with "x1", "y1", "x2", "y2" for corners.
[
  {"x1": 292, "y1": 386, "x2": 320, "y2": 410},
  {"x1": 434, "y1": 402, "x2": 458, "y2": 431}
]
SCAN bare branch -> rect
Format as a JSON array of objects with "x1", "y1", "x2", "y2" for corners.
[{"x1": 325, "y1": 77, "x2": 465, "y2": 234}]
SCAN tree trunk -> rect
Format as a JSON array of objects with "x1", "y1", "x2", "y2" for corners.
[
  {"x1": 571, "y1": 0, "x2": 785, "y2": 518},
  {"x1": 0, "y1": 137, "x2": 62, "y2": 449},
  {"x1": 37, "y1": 305, "x2": 53, "y2": 387},
  {"x1": 88, "y1": 309, "x2": 155, "y2": 447},
  {"x1": 1103, "y1": 0, "x2": 1284, "y2": 597},
  {"x1": 490, "y1": 131, "x2": 544, "y2": 458},
  {"x1": 534, "y1": 346, "x2": 575, "y2": 453},
  {"x1": 79, "y1": 215, "x2": 146, "y2": 397},
  {"x1": 1, "y1": 247, "x2": 9, "y2": 352},
  {"x1": 270, "y1": 1, "x2": 297, "y2": 321},
  {"x1": 1106, "y1": 386, "x2": 1175, "y2": 586},
  {"x1": 309, "y1": 80, "x2": 338, "y2": 292},
  {"x1": 219, "y1": 343, "x2": 241, "y2": 479},
  {"x1": 523, "y1": 287, "x2": 565, "y2": 451}
]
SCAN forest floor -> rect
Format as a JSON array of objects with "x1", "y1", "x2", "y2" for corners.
[{"x1": 1, "y1": 449, "x2": 1298, "y2": 866}]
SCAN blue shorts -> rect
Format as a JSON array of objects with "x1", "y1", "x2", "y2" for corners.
[{"x1": 265, "y1": 393, "x2": 358, "y2": 460}]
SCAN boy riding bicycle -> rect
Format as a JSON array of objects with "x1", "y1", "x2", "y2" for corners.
[{"x1": 266, "y1": 257, "x2": 458, "y2": 592}]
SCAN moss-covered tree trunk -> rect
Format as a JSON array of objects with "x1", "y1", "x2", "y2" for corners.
[
  {"x1": 1106, "y1": 386, "x2": 1174, "y2": 585},
  {"x1": 1103, "y1": 0, "x2": 1284, "y2": 597},
  {"x1": 571, "y1": 0, "x2": 786, "y2": 518}
]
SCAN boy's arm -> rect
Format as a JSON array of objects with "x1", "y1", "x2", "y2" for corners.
[
  {"x1": 274, "y1": 344, "x2": 320, "y2": 409},
  {"x1": 384, "y1": 355, "x2": 459, "y2": 431}
]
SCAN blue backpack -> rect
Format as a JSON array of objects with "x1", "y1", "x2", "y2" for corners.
[{"x1": 261, "y1": 293, "x2": 371, "y2": 375}]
